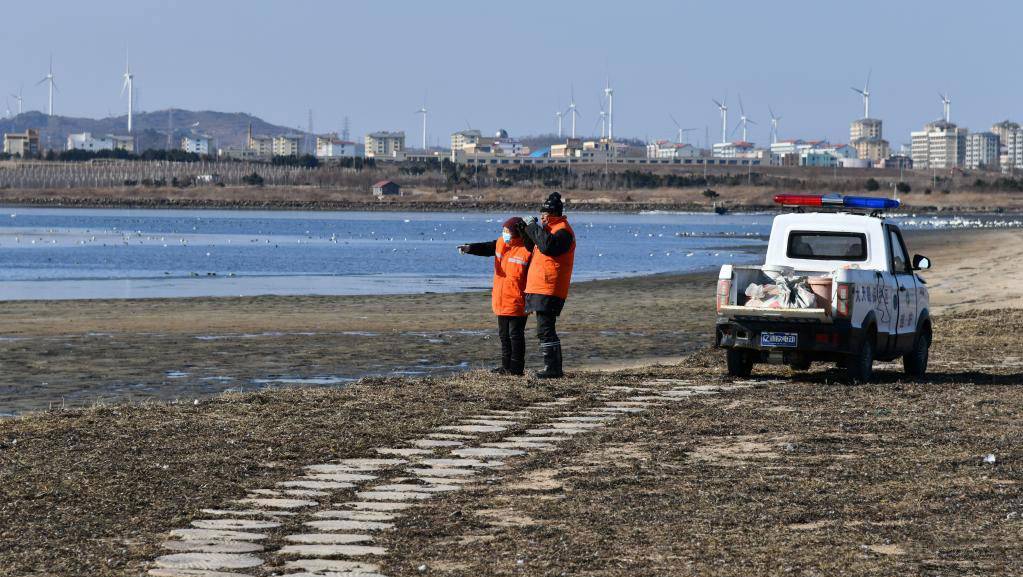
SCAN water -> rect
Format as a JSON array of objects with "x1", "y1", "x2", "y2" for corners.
[{"x1": 0, "y1": 207, "x2": 1016, "y2": 301}]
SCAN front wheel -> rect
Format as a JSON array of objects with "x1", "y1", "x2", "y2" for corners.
[
  {"x1": 903, "y1": 328, "x2": 931, "y2": 377},
  {"x1": 846, "y1": 336, "x2": 874, "y2": 383},
  {"x1": 726, "y1": 348, "x2": 754, "y2": 378}
]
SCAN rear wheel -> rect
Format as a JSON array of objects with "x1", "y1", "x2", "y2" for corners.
[
  {"x1": 726, "y1": 348, "x2": 754, "y2": 378},
  {"x1": 846, "y1": 333, "x2": 875, "y2": 383},
  {"x1": 903, "y1": 326, "x2": 931, "y2": 377}
]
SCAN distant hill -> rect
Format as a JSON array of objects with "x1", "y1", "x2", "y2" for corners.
[{"x1": 0, "y1": 109, "x2": 307, "y2": 151}]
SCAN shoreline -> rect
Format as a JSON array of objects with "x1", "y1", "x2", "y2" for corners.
[{"x1": 4, "y1": 196, "x2": 1023, "y2": 215}]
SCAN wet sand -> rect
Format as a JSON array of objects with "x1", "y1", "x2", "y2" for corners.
[{"x1": 0, "y1": 227, "x2": 1016, "y2": 413}]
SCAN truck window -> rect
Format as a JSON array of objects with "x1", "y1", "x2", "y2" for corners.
[
  {"x1": 888, "y1": 227, "x2": 910, "y2": 273},
  {"x1": 786, "y1": 231, "x2": 867, "y2": 261}
]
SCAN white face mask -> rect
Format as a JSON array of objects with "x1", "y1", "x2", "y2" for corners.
[{"x1": 502, "y1": 232, "x2": 513, "y2": 243}]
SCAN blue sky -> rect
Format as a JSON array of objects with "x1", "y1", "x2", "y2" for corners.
[{"x1": 3, "y1": 0, "x2": 1018, "y2": 147}]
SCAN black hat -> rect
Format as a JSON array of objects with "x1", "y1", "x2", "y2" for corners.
[{"x1": 540, "y1": 191, "x2": 564, "y2": 216}]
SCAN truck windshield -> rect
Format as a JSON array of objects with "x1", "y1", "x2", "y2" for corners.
[{"x1": 787, "y1": 231, "x2": 868, "y2": 261}]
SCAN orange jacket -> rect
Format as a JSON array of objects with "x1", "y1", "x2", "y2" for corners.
[
  {"x1": 492, "y1": 237, "x2": 532, "y2": 316},
  {"x1": 525, "y1": 216, "x2": 575, "y2": 300}
]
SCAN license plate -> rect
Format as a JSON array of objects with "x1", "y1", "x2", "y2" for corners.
[{"x1": 761, "y1": 332, "x2": 798, "y2": 348}]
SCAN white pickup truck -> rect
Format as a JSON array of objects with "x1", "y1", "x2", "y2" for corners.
[{"x1": 715, "y1": 195, "x2": 932, "y2": 382}]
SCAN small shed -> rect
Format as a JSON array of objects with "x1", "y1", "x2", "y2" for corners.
[{"x1": 372, "y1": 180, "x2": 401, "y2": 197}]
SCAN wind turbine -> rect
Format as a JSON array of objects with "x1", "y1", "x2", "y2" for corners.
[
  {"x1": 121, "y1": 52, "x2": 135, "y2": 133},
  {"x1": 939, "y1": 92, "x2": 951, "y2": 123},
  {"x1": 566, "y1": 86, "x2": 581, "y2": 139},
  {"x1": 10, "y1": 87, "x2": 23, "y2": 115},
  {"x1": 415, "y1": 100, "x2": 428, "y2": 150},
  {"x1": 712, "y1": 96, "x2": 728, "y2": 144},
  {"x1": 603, "y1": 78, "x2": 614, "y2": 141},
  {"x1": 36, "y1": 55, "x2": 57, "y2": 116},
  {"x1": 669, "y1": 114, "x2": 696, "y2": 144},
  {"x1": 3, "y1": 97, "x2": 10, "y2": 119},
  {"x1": 768, "y1": 106, "x2": 782, "y2": 144},
  {"x1": 732, "y1": 95, "x2": 756, "y2": 142},
  {"x1": 554, "y1": 110, "x2": 564, "y2": 138},
  {"x1": 850, "y1": 70, "x2": 871, "y2": 119}
]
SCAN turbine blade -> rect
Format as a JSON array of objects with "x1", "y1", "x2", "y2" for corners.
[
  {"x1": 865, "y1": 69, "x2": 871, "y2": 92},
  {"x1": 712, "y1": 99, "x2": 722, "y2": 108},
  {"x1": 669, "y1": 113, "x2": 681, "y2": 128},
  {"x1": 747, "y1": 119, "x2": 758, "y2": 125},
  {"x1": 36, "y1": 77, "x2": 47, "y2": 86}
]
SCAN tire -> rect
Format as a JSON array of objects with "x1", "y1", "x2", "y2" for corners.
[
  {"x1": 903, "y1": 326, "x2": 931, "y2": 377},
  {"x1": 726, "y1": 348, "x2": 754, "y2": 378},
  {"x1": 846, "y1": 333, "x2": 875, "y2": 384}
]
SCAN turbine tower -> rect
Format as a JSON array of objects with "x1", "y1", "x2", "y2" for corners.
[
  {"x1": 36, "y1": 55, "x2": 57, "y2": 116},
  {"x1": 555, "y1": 110, "x2": 564, "y2": 138},
  {"x1": 712, "y1": 97, "x2": 728, "y2": 144},
  {"x1": 768, "y1": 105, "x2": 782, "y2": 144},
  {"x1": 733, "y1": 95, "x2": 756, "y2": 142},
  {"x1": 603, "y1": 78, "x2": 614, "y2": 141},
  {"x1": 10, "y1": 87, "x2": 23, "y2": 115},
  {"x1": 850, "y1": 70, "x2": 871, "y2": 119},
  {"x1": 669, "y1": 114, "x2": 696, "y2": 144},
  {"x1": 566, "y1": 86, "x2": 581, "y2": 139},
  {"x1": 121, "y1": 53, "x2": 135, "y2": 133},
  {"x1": 939, "y1": 92, "x2": 951, "y2": 123},
  {"x1": 416, "y1": 101, "x2": 428, "y2": 150},
  {"x1": 3, "y1": 97, "x2": 10, "y2": 119}
]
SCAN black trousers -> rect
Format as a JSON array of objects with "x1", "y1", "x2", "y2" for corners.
[
  {"x1": 535, "y1": 311, "x2": 559, "y2": 345},
  {"x1": 497, "y1": 315, "x2": 528, "y2": 370}
]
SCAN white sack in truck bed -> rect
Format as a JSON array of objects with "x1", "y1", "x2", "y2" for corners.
[{"x1": 744, "y1": 270, "x2": 817, "y2": 309}]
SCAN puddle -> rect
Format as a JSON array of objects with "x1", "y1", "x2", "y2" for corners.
[{"x1": 251, "y1": 376, "x2": 355, "y2": 386}]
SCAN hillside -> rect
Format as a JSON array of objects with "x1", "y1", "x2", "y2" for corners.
[{"x1": 0, "y1": 109, "x2": 306, "y2": 151}]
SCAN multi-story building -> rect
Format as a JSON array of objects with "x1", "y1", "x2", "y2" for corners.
[
  {"x1": 272, "y1": 134, "x2": 302, "y2": 157},
  {"x1": 315, "y1": 134, "x2": 357, "y2": 158},
  {"x1": 850, "y1": 118, "x2": 890, "y2": 163},
  {"x1": 991, "y1": 120, "x2": 1020, "y2": 146},
  {"x1": 911, "y1": 121, "x2": 967, "y2": 170},
  {"x1": 67, "y1": 132, "x2": 115, "y2": 152},
  {"x1": 965, "y1": 132, "x2": 999, "y2": 170},
  {"x1": 3, "y1": 129, "x2": 40, "y2": 156},
  {"x1": 646, "y1": 140, "x2": 699, "y2": 159},
  {"x1": 712, "y1": 141, "x2": 755, "y2": 158},
  {"x1": 181, "y1": 135, "x2": 214, "y2": 155},
  {"x1": 1005, "y1": 129, "x2": 1023, "y2": 172},
  {"x1": 218, "y1": 146, "x2": 263, "y2": 161},
  {"x1": 451, "y1": 129, "x2": 482, "y2": 151},
  {"x1": 364, "y1": 131, "x2": 405, "y2": 158}
]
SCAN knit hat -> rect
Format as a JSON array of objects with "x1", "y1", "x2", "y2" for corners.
[
  {"x1": 540, "y1": 191, "x2": 564, "y2": 216},
  {"x1": 503, "y1": 216, "x2": 525, "y2": 236}
]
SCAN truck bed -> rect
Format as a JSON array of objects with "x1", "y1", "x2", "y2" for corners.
[{"x1": 718, "y1": 305, "x2": 832, "y2": 323}]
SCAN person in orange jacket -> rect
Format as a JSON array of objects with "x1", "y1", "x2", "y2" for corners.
[
  {"x1": 514, "y1": 192, "x2": 575, "y2": 379},
  {"x1": 458, "y1": 216, "x2": 533, "y2": 375}
]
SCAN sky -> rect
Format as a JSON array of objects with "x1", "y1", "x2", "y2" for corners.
[{"x1": 3, "y1": 0, "x2": 1020, "y2": 148}]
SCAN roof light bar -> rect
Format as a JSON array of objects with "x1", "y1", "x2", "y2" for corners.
[{"x1": 774, "y1": 194, "x2": 900, "y2": 210}]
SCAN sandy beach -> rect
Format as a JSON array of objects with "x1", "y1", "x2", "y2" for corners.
[{"x1": 0, "y1": 226, "x2": 1021, "y2": 576}]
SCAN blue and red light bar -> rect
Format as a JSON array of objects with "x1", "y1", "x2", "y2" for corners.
[{"x1": 773, "y1": 194, "x2": 900, "y2": 210}]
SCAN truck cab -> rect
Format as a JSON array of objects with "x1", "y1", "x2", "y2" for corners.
[{"x1": 715, "y1": 194, "x2": 932, "y2": 382}]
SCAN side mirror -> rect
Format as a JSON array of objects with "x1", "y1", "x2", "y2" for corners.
[{"x1": 912, "y1": 254, "x2": 931, "y2": 270}]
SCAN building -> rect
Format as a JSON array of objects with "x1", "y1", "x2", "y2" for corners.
[
  {"x1": 218, "y1": 146, "x2": 263, "y2": 161},
  {"x1": 67, "y1": 132, "x2": 115, "y2": 152},
  {"x1": 181, "y1": 135, "x2": 214, "y2": 155},
  {"x1": 3, "y1": 129, "x2": 40, "y2": 157},
  {"x1": 800, "y1": 151, "x2": 840, "y2": 167},
  {"x1": 315, "y1": 134, "x2": 357, "y2": 158},
  {"x1": 880, "y1": 154, "x2": 913, "y2": 170},
  {"x1": 272, "y1": 134, "x2": 302, "y2": 157},
  {"x1": 965, "y1": 132, "x2": 999, "y2": 170},
  {"x1": 372, "y1": 180, "x2": 401, "y2": 197},
  {"x1": 550, "y1": 138, "x2": 583, "y2": 159},
  {"x1": 647, "y1": 140, "x2": 699, "y2": 159},
  {"x1": 365, "y1": 131, "x2": 405, "y2": 158},
  {"x1": 991, "y1": 120, "x2": 1020, "y2": 146},
  {"x1": 1005, "y1": 129, "x2": 1023, "y2": 172},
  {"x1": 911, "y1": 121, "x2": 967, "y2": 170},
  {"x1": 713, "y1": 141, "x2": 756, "y2": 158},
  {"x1": 451, "y1": 129, "x2": 482, "y2": 151},
  {"x1": 849, "y1": 118, "x2": 890, "y2": 163}
]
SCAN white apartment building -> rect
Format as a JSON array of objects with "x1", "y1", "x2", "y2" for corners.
[
  {"x1": 965, "y1": 132, "x2": 999, "y2": 170},
  {"x1": 712, "y1": 141, "x2": 755, "y2": 158},
  {"x1": 316, "y1": 135, "x2": 357, "y2": 158},
  {"x1": 911, "y1": 121, "x2": 967, "y2": 170},
  {"x1": 1005, "y1": 129, "x2": 1023, "y2": 172},
  {"x1": 646, "y1": 140, "x2": 699, "y2": 159},
  {"x1": 67, "y1": 132, "x2": 114, "y2": 151},
  {"x1": 181, "y1": 135, "x2": 214, "y2": 155},
  {"x1": 451, "y1": 129, "x2": 482, "y2": 151},
  {"x1": 365, "y1": 131, "x2": 405, "y2": 158},
  {"x1": 272, "y1": 134, "x2": 302, "y2": 157}
]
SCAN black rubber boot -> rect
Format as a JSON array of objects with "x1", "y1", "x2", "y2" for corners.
[
  {"x1": 509, "y1": 357, "x2": 525, "y2": 376},
  {"x1": 534, "y1": 343, "x2": 564, "y2": 379}
]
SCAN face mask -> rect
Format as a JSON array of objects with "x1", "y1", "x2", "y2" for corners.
[{"x1": 502, "y1": 232, "x2": 513, "y2": 243}]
